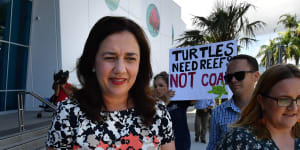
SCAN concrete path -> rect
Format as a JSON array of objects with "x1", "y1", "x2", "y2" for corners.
[{"x1": 0, "y1": 110, "x2": 53, "y2": 137}]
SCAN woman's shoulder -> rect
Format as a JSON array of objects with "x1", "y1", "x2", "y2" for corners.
[
  {"x1": 153, "y1": 101, "x2": 173, "y2": 120},
  {"x1": 224, "y1": 127, "x2": 254, "y2": 139},
  {"x1": 57, "y1": 98, "x2": 79, "y2": 107},
  {"x1": 217, "y1": 127, "x2": 275, "y2": 150},
  {"x1": 155, "y1": 100, "x2": 167, "y2": 107},
  {"x1": 154, "y1": 101, "x2": 168, "y2": 113},
  {"x1": 218, "y1": 127, "x2": 255, "y2": 147},
  {"x1": 233, "y1": 126, "x2": 253, "y2": 133},
  {"x1": 56, "y1": 99, "x2": 82, "y2": 116}
]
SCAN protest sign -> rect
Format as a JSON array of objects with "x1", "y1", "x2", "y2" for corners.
[{"x1": 169, "y1": 40, "x2": 237, "y2": 100}]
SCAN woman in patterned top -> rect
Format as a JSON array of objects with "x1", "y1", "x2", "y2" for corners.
[
  {"x1": 218, "y1": 64, "x2": 300, "y2": 150},
  {"x1": 153, "y1": 71, "x2": 192, "y2": 150},
  {"x1": 46, "y1": 16, "x2": 175, "y2": 149}
]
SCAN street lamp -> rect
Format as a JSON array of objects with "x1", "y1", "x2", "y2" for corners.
[
  {"x1": 266, "y1": 50, "x2": 271, "y2": 69},
  {"x1": 278, "y1": 44, "x2": 286, "y2": 64}
]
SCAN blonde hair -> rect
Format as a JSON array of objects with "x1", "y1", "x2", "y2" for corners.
[{"x1": 233, "y1": 64, "x2": 300, "y2": 139}]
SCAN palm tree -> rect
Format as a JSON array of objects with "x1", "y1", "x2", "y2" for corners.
[
  {"x1": 278, "y1": 14, "x2": 298, "y2": 30},
  {"x1": 276, "y1": 14, "x2": 300, "y2": 65},
  {"x1": 176, "y1": 30, "x2": 206, "y2": 48},
  {"x1": 259, "y1": 24, "x2": 300, "y2": 66},
  {"x1": 176, "y1": 0, "x2": 265, "y2": 48},
  {"x1": 288, "y1": 36, "x2": 300, "y2": 65},
  {"x1": 275, "y1": 31, "x2": 293, "y2": 63},
  {"x1": 257, "y1": 39, "x2": 278, "y2": 66},
  {"x1": 296, "y1": 23, "x2": 300, "y2": 36}
]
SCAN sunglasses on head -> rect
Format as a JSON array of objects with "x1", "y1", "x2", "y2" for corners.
[{"x1": 224, "y1": 70, "x2": 256, "y2": 83}]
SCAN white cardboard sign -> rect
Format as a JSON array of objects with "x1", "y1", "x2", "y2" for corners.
[{"x1": 169, "y1": 40, "x2": 237, "y2": 100}]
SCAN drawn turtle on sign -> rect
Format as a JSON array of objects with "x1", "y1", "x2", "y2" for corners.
[{"x1": 208, "y1": 82, "x2": 228, "y2": 99}]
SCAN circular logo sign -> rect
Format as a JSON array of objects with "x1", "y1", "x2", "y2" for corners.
[
  {"x1": 146, "y1": 4, "x2": 160, "y2": 37},
  {"x1": 105, "y1": 0, "x2": 120, "y2": 11}
]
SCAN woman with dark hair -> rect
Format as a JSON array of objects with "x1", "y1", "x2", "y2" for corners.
[
  {"x1": 46, "y1": 16, "x2": 175, "y2": 149},
  {"x1": 153, "y1": 71, "x2": 174, "y2": 104},
  {"x1": 218, "y1": 64, "x2": 300, "y2": 149},
  {"x1": 153, "y1": 71, "x2": 192, "y2": 150}
]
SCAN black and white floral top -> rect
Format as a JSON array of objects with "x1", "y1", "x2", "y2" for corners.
[
  {"x1": 46, "y1": 99, "x2": 174, "y2": 149},
  {"x1": 217, "y1": 127, "x2": 300, "y2": 150}
]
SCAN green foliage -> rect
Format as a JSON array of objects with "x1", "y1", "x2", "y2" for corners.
[
  {"x1": 176, "y1": 0, "x2": 265, "y2": 49},
  {"x1": 257, "y1": 39, "x2": 279, "y2": 66},
  {"x1": 258, "y1": 14, "x2": 300, "y2": 66},
  {"x1": 278, "y1": 14, "x2": 298, "y2": 30}
]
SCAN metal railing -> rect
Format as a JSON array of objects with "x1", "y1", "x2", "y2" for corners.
[{"x1": 0, "y1": 90, "x2": 56, "y2": 132}]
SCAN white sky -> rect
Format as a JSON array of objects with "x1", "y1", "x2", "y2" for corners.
[
  {"x1": 173, "y1": 0, "x2": 300, "y2": 35},
  {"x1": 172, "y1": 0, "x2": 300, "y2": 62}
]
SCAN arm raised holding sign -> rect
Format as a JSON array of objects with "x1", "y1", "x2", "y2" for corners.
[{"x1": 153, "y1": 71, "x2": 193, "y2": 150}]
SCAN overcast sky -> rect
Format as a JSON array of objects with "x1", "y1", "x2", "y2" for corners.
[
  {"x1": 172, "y1": 0, "x2": 300, "y2": 64},
  {"x1": 173, "y1": 0, "x2": 300, "y2": 35}
]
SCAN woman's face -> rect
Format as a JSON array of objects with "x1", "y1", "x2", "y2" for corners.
[
  {"x1": 154, "y1": 78, "x2": 168, "y2": 98},
  {"x1": 260, "y1": 77, "x2": 300, "y2": 130},
  {"x1": 95, "y1": 31, "x2": 140, "y2": 98}
]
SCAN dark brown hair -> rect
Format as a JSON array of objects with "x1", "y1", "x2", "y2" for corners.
[
  {"x1": 153, "y1": 71, "x2": 169, "y2": 87},
  {"x1": 228, "y1": 54, "x2": 259, "y2": 71},
  {"x1": 74, "y1": 16, "x2": 155, "y2": 125},
  {"x1": 233, "y1": 64, "x2": 300, "y2": 139}
]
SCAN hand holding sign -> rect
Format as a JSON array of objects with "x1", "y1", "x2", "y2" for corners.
[{"x1": 167, "y1": 90, "x2": 175, "y2": 98}]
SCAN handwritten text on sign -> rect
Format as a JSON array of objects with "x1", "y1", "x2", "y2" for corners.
[{"x1": 169, "y1": 40, "x2": 237, "y2": 100}]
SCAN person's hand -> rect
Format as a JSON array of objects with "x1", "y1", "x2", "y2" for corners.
[
  {"x1": 166, "y1": 90, "x2": 175, "y2": 98},
  {"x1": 203, "y1": 108, "x2": 208, "y2": 112}
]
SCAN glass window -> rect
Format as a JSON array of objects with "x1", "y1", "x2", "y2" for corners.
[
  {"x1": 0, "y1": 42, "x2": 8, "y2": 111},
  {"x1": 0, "y1": 0, "x2": 31, "y2": 112},
  {"x1": 6, "y1": 44, "x2": 28, "y2": 110},
  {"x1": 11, "y1": 0, "x2": 32, "y2": 45},
  {"x1": 7, "y1": 44, "x2": 28, "y2": 90},
  {"x1": 0, "y1": 0, "x2": 12, "y2": 42}
]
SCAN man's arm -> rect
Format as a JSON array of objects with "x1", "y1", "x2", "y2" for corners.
[{"x1": 208, "y1": 99, "x2": 215, "y2": 108}]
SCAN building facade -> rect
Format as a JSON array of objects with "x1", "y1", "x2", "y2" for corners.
[{"x1": 0, "y1": 0, "x2": 186, "y2": 112}]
